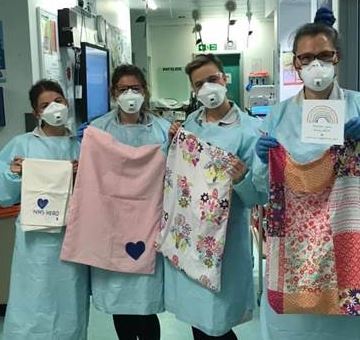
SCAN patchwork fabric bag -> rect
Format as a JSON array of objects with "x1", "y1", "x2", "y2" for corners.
[
  {"x1": 157, "y1": 128, "x2": 233, "y2": 292},
  {"x1": 21, "y1": 158, "x2": 73, "y2": 232},
  {"x1": 61, "y1": 126, "x2": 165, "y2": 274},
  {"x1": 267, "y1": 140, "x2": 360, "y2": 316}
]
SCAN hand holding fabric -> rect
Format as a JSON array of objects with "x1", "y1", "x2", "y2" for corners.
[
  {"x1": 10, "y1": 156, "x2": 24, "y2": 175},
  {"x1": 168, "y1": 121, "x2": 182, "y2": 141},
  {"x1": 345, "y1": 117, "x2": 360, "y2": 141},
  {"x1": 228, "y1": 157, "x2": 247, "y2": 184},
  {"x1": 72, "y1": 160, "x2": 79, "y2": 174},
  {"x1": 255, "y1": 136, "x2": 279, "y2": 164},
  {"x1": 77, "y1": 122, "x2": 89, "y2": 142}
]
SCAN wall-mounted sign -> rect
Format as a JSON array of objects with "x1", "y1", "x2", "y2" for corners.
[
  {"x1": 162, "y1": 67, "x2": 183, "y2": 72},
  {"x1": 197, "y1": 43, "x2": 218, "y2": 52}
]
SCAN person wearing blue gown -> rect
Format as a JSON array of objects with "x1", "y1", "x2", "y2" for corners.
[
  {"x1": 89, "y1": 64, "x2": 170, "y2": 339},
  {"x1": 254, "y1": 8, "x2": 360, "y2": 340},
  {"x1": 166, "y1": 54, "x2": 265, "y2": 339},
  {"x1": 0, "y1": 80, "x2": 90, "y2": 340}
]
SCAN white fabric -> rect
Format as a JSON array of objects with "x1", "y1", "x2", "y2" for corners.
[
  {"x1": 157, "y1": 128, "x2": 233, "y2": 292},
  {"x1": 20, "y1": 158, "x2": 73, "y2": 232}
]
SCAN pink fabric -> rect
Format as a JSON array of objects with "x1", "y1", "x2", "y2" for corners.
[{"x1": 61, "y1": 126, "x2": 166, "y2": 274}]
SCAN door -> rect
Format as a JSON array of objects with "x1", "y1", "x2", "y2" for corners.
[{"x1": 217, "y1": 54, "x2": 241, "y2": 107}]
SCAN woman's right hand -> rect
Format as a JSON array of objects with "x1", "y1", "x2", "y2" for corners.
[
  {"x1": 168, "y1": 121, "x2": 182, "y2": 141},
  {"x1": 10, "y1": 156, "x2": 24, "y2": 175}
]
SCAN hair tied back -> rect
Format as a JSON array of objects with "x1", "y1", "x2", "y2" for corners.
[{"x1": 314, "y1": 6, "x2": 336, "y2": 27}]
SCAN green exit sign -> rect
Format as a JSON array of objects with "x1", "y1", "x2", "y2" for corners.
[{"x1": 198, "y1": 43, "x2": 217, "y2": 52}]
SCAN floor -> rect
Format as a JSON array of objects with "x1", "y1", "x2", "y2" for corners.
[
  {"x1": 0, "y1": 276, "x2": 263, "y2": 340},
  {"x1": 0, "y1": 304, "x2": 262, "y2": 340},
  {"x1": 86, "y1": 304, "x2": 262, "y2": 340},
  {"x1": 0, "y1": 247, "x2": 264, "y2": 340}
]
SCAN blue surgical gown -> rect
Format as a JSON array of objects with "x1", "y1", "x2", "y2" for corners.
[
  {"x1": 253, "y1": 83, "x2": 360, "y2": 340},
  {"x1": 0, "y1": 129, "x2": 90, "y2": 340},
  {"x1": 164, "y1": 103, "x2": 266, "y2": 336},
  {"x1": 90, "y1": 110, "x2": 170, "y2": 315}
]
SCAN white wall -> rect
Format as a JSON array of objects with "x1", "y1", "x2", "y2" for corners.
[
  {"x1": 28, "y1": 0, "x2": 131, "y2": 89},
  {"x1": 131, "y1": 10, "x2": 148, "y2": 78},
  {"x1": 148, "y1": 23, "x2": 194, "y2": 101},
  {"x1": 265, "y1": 0, "x2": 278, "y2": 18},
  {"x1": 28, "y1": 0, "x2": 77, "y2": 82},
  {"x1": 97, "y1": 0, "x2": 131, "y2": 35},
  {"x1": 148, "y1": 17, "x2": 275, "y2": 108},
  {"x1": 0, "y1": 0, "x2": 33, "y2": 148},
  {"x1": 0, "y1": 0, "x2": 131, "y2": 148},
  {"x1": 97, "y1": 0, "x2": 132, "y2": 64},
  {"x1": 278, "y1": 2, "x2": 311, "y2": 101}
]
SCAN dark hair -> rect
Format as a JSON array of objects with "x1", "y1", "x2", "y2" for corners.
[
  {"x1": 29, "y1": 79, "x2": 65, "y2": 110},
  {"x1": 110, "y1": 64, "x2": 150, "y2": 110},
  {"x1": 292, "y1": 22, "x2": 340, "y2": 54},
  {"x1": 185, "y1": 54, "x2": 225, "y2": 81}
]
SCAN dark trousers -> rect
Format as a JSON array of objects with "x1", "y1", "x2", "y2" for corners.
[
  {"x1": 192, "y1": 327, "x2": 238, "y2": 340},
  {"x1": 112, "y1": 314, "x2": 160, "y2": 340}
]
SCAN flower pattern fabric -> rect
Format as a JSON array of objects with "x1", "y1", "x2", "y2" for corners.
[
  {"x1": 157, "y1": 128, "x2": 233, "y2": 292},
  {"x1": 267, "y1": 141, "x2": 360, "y2": 316}
]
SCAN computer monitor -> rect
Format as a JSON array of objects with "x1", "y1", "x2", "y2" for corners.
[{"x1": 78, "y1": 42, "x2": 110, "y2": 122}]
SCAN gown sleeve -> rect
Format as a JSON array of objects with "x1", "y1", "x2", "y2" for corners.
[
  {"x1": 233, "y1": 117, "x2": 268, "y2": 207},
  {"x1": 0, "y1": 135, "x2": 25, "y2": 207}
]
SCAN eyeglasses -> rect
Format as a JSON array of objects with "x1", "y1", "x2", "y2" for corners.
[
  {"x1": 115, "y1": 85, "x2": 143, "y2": 94},
  {"x1": 38, "y1": 97, "x2": 66, "y2": 112},
  {"x1": 295, "y1": 50, "x2": 337, "y2": 65},
  {"x1": 193, "y1": 72, "x2": 224, "y2": 91}
]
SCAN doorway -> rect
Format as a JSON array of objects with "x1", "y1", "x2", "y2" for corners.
[{"x1": 216, "y1": 53, "x2": 242, "y2": 108}]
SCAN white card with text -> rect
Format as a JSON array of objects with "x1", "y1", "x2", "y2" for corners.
[{"x1": 301, "y1": 100, "x2": 345, "y2": 145}]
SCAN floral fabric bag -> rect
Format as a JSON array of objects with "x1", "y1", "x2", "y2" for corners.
[{"x1": 157, "y1": 128, "x2": 233, "y2": 292}]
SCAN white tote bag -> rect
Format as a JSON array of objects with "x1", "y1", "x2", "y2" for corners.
[{"x1": 20, "y1": 159, "x2": 73, "y2": 232}]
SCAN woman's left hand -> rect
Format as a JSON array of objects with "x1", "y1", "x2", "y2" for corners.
[
  {"x1": 345, "y1": 117, "x2": 360, "y2": 141},
  {"x1": 228, "y1": 157, "x2": 247, "y2": 184}
]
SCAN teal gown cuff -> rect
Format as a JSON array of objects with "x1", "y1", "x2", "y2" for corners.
[
  {"x1": 233, "y1": 170, "x2": 267, "y2": 208},
  {"x1": 0, "y1": 165, "x2": 21, "y2": 207}
]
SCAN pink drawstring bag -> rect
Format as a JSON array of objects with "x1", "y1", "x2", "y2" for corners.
[{"x1": 61, "y1": 126, "x2": 166, "y2": 274}]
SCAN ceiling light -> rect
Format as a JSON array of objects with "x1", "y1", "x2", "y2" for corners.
[{"x1": 147, "y1": 0, "x2": 158, "y2": 10}]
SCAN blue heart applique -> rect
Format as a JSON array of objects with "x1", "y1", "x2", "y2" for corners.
[
  {"x1": 125, "y1": 241, "x2": 145, "y2": 260},
  {"x1": 37, "y1": 198, "x2": 49, "y2": 209}
]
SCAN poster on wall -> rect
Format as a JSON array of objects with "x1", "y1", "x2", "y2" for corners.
[
  {"x1": 36, "y1": 8, "x2": 64, "y2": 86},
  {"x1": 282, "y1": 51, "x2": 303, "y2": 86},
  {"x1": 317, "y1": 0, "x2": 332, "y2": 9},
  {"x1": 0, "y1": 21, "x2": 6, "y2": 83}
]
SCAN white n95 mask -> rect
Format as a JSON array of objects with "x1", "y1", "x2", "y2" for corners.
[
  {"x1": 299, "y1": 59, "x2": 335, "y2": 92},
  {"x1": 41, "y1": 102, "x2": 69, "y2": 127},
  {"x1": 197, "y1": 82, "x2": 227, "y2": 109},
  {"x1": 117, "y1": 90, "x2": 144, "y2": 114}
]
